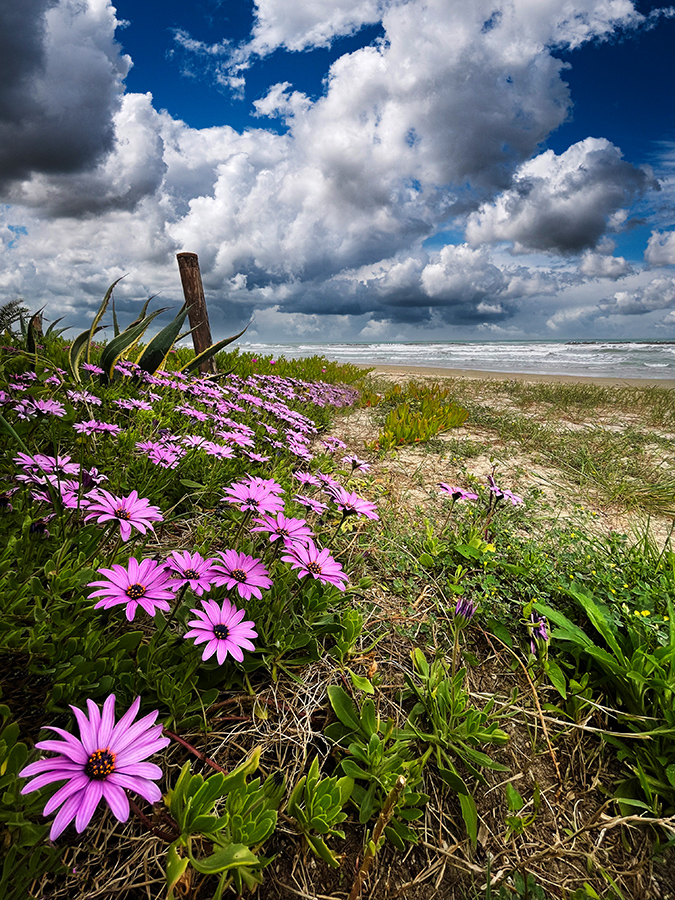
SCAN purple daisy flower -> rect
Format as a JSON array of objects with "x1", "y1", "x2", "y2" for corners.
[
  {"x1": 250, "y1": 512, "x2": 314, "y2": 548},
  {"x1": 166, "y1": 551, "x2": 218, "y2": 596},
  {"x1": 19, "y1": 694, "x2": 169, "y2": 841},
  {"x1": 87, "y1": 558, "x2": 177, "y2": 621},
  {"x1": 293, "y1": 471, "x2": 321, "y2": 488},
  {"x1": 438, "y1": 483, "x2": 479, "y2": 502},
  {"x1": 327, "y1": 485, "x2": 379, "y2": 521},
  {"x1": 211, "y1": 550, "x2": 273, "y2": 600},
  {"x1": 82, "y1": 490, "x2": 164, "y2": 541},
  {"x1": 487, "y1": 475, "x2": 524, "y2": 507},
  {"x1": 184, "y1": 598, "x2": 257, "y2": 664},
  {"x1": 281, "y1": 540, "x2": 349, "y2": 591},
  {"x1": 221, "y1": 480, "x2": 284, "y2": 516},
  {"x1": 342, "y1": 455, "x2": 371, "y2": 472},
  {"x1": 293, "y1": 494, "x2": 329, "y2": 515}
]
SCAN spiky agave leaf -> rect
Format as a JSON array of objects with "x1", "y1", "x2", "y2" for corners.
[
  {"x1": 26, "y1": 310, "x2": 45, "y2": 355},
  {"x1": 135, "y1": 303, "x2": 189, "y2": 376},
  {"x1": 86, "y1": 277, "x2": 125, "y2": 363},
  {"x1": 179, "y1": 323, "x2": 250, "y2": 375},
  {"x1": 68, "y1": 326, "x2": 103, "y2": 383},
  {"x1": 44, "y1": 316, "x2": 66, "y2": 338}
]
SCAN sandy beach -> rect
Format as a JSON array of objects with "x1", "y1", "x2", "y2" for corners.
[{"x1": 359, "y1": 362, "x2": 675, "y2": 388}]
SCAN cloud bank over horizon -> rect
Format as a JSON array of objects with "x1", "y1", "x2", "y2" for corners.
[{"x1": 1, "y1": 0, "x2": 675, "y2": 343}]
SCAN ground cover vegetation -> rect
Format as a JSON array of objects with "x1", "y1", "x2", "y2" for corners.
[{"x1": 2, "y1": 300, "x2": 675, "y2": 899}]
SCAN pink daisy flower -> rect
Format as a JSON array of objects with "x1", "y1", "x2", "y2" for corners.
[
  {"x1": 250, "y1": 512, "x2": 314, "y2": 548},
  {"x1": 184, "y1": 598, "x2": 257, "y2": 664},
  {"x1": 211, "y1": 550, "x2": 273, "y2": 600},
  {"x1": 281, "y1": 540, "x2": 349, "y2": 591},
  {"x1": 438, "y1": 484, "x2": 479, "y2": 502},
  {"x1": 221, "y1": 480, "x2": 284, "y2": 516},
  {"x1": 87, "y1": 558, "x2": 177, "y2": 621},
  {"x1": 166, "y1": 551, "x2": 218, "y2": 596},
  {"x1": 327, "y1": 485, "x2": 379, "y2": 521},
  {"x1": 82, "y1": 490, "x2": 164, "y2": 541},
  {"x1": 19, "y1": 694, "x2": 169, "y2": 841}
]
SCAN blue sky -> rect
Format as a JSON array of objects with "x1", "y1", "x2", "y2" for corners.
[{"x1": 1, "y1": 0, "x2": 675, "y2": 342}]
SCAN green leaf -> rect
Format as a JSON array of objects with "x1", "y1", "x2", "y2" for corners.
[
  {"x1": 189, "y1": 844, "x2": 258, "y2": 875},
  {"x1": 545, "y1": 659, "x2": 567, "y2": 699},
  {"x1": 505, "y1": 783, "x2": 524, "y2": 812},
  {"x1": 305, "y1": 834, "x2": 340, "y2": 868},
  {"x1": 114, "y1": 631, "x2": 143, "y2": 652},
  {"x1": 68, "y1": 326, "x2": 103, "y2": 383},
  {"x1": 348, "y1": 669, "x2": 375, "y2": 694},
  {"x1": 437, "y1": 766, "x2": 470, "y2": 795},
  {"x1": 179, "y1": 323, "x2": 250, "y2": 374},
  {"x1": 44, "y1": 316, "x2": 66, "y2": 338},
  {"x1": 111, "y1": 291, "x2": 120, "y2": 337},
  {"x1": 327, "y1": 685, "x2": 361, "y2": 732},
  {"x1": 459, "y1": 791, "x2": 478, "y2": 847},
  {"x1": 87, "y1": 276, "x2": 125, "y2": 362},
  {"x1": 99, "y1": 307, "x2": 167, "y2": 381},
  {"x1": 136, "y1": 303, "x2": 189, "y2": 375},
  {"x1": 166, "y1": 844, "x2": 189, "y2": 899}
]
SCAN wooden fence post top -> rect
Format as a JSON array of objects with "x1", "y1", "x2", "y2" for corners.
[{"x1": 176, "y1": 252, "x2": 199, "y2": 266}]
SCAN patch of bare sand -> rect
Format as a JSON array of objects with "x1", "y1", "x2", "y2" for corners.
[{"x1": 329, "y1": 405, "x2": 674, "y2": 547}]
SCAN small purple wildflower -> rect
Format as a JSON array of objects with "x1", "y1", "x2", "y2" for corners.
[
  {"x1": 87, "y1": 558, "x2": 177, "y2": 621},
  {"x1": 438, "y1": 484, "x2": 479, "y2": 502},
  {"x1": 82, "y1": 490, "x2": 163, "y2": 542},
  {"x1": 251, "y1": 512, "x2": 314, "y2": 548},
  {"x1": 281, "y1": 540, "x2": 349, "y2": 591},
  {"x1": 342, "y1": 455, "x2": 371, "y2": 472},
  {"x1": 293, "y1": 494, "x2": 329, "y2": 515},
  {"x1": 211, "y1": 550, "x2": 273, "y2": 600},
  {"x1": 454, "y1": 597, "x2": 477, "y2": 625},
  {"x1": 529, "y1": 612, "x2": 550, "y2": 654},
  {"x1": 221, "y1": 480, "x2": 284, "y2": 516},
  {"x1": 19, "y1": 694, "x2": 169, "y2": 840},
  {"x1": 327, "y1": 485, "x2": 379, "y2": 521},
  {"x1": 487, "y1": 475, "x2": 523, "y2": 507},
  {"x1": 166, "y1": 551, "x2": 218, "y2": 596},
  {"x1": 184, "y1": 598, "x2": 257, "y2": 664}
]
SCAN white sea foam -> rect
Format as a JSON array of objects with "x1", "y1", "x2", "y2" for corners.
[{"x1": 240, "y1": 340, "x2": 675, "y2": 380}]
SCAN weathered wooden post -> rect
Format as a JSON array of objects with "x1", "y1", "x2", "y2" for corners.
[{"x1": 176, "y1": 251, "x2": 217, "y2": 375}]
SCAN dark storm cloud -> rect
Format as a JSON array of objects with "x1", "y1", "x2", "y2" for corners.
[{"x1": 0, "y1": 0, "x2": 130, "y2": 195}]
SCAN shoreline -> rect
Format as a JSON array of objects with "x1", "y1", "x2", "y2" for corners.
[{"x1": 357, "y1": 363, "x2": 675, "y2": 388}]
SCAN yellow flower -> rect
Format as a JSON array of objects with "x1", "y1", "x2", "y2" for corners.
[
  {"x1": 641, "y1": 610, "x2": 651, "y2": 617},
  {"x1": 664, "y1": 615, "x2": 670, "y2": 622}
]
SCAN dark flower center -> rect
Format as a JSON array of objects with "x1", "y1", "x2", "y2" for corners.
[
  {"x1": 126, "y1": 582, "x2": 146, "y2": 599},
  {"x1": 115, "y1": 508, "x2": 131, "y2": 520},
  {"x1": 183, "y1": 568, "x2": 199, "y2": 580},
  {"x1": 278, "y1": 528, "x2": 289, "y2": 537},
  {"x1": 85, "y1": 748, "x2": 116, "y2": 779},
  {"x1": 213, "y1": 624, "x2": 230, "y2": 640},
  {"x1": 230, "y1": 568, "x2": 248, "y2": 583},
  {"x1": 307, "y1": 561, "x2": 322, "y2": 575}
]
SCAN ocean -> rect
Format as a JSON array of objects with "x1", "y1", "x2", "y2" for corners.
[{"x1": 240, "y1": 340, "x2": 675, "y2": 381}]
